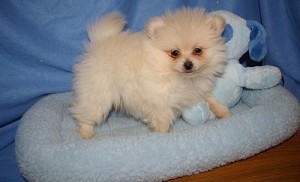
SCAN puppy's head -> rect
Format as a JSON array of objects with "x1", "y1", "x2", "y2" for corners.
[{"x1": 145, "y1": 8, "x2": 227, "y2": 77}]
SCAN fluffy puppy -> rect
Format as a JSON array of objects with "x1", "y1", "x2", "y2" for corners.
[{"x1": 70, "y1": 8, "x2": 231, "y2": 139}]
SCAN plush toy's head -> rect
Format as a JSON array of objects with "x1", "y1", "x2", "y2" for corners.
[
  {"x1": 214, "y1": 11, "x2": 267, "y2": 62},
  {"x1": 182, "y1": 11, "x2": 281, "y2": 126}
]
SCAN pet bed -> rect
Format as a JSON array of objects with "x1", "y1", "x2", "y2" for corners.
[{"x1": 15, "y1": 86, "x2": 300, "y2": 182}]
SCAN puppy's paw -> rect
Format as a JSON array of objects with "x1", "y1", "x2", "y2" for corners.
[
  {"x1": 214, "y1": 105, "x2": 231, "y2": 119},
  {"x1": 204, "y1": 94, "x2": 231, "y2": 120},
  {"x1": 78, "y1": 122, "x2": 95, "y2": 139},
  {"x1": 149, "y1": 120, "x2": 170, "y2": 133}
]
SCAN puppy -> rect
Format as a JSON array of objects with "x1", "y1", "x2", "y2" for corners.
[{"x1": 70, "y1": 8, "x2": 231, "y2": 139}]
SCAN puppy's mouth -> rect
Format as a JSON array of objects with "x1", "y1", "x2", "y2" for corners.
[
  {"x1": 171, "y1": 60, "x2": 202, "y2": 77},
  {"x1": 179, "y1": 68, "x2": 200, "y2": 78},
  {"x1": 184, "y1": 69, "x2": 193, "y2": 73}
]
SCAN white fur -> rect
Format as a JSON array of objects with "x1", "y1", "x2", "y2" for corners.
[{"x1": 70, "y1": 8, "x2": 229, "y2": 139}]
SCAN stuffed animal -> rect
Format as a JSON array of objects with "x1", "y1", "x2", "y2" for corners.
[{"x1": 182, "y1": 11, "x2": 282, "y2": 125}]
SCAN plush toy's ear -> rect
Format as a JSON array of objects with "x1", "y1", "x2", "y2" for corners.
[
  {"x1": 222, "y1": 24, "x2": 233, "y2": 43},
  {"x1": 246, "y1": 20, "x2": 267, "y2": 62}
]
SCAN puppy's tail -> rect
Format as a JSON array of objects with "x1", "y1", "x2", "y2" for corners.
[{"x1": 88, "y1": 12, "x2": 126, "y2": 42}]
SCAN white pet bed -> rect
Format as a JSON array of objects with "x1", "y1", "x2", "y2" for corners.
[{"x1": 16, "y1": 86, "x2": 300, "y2": 182}]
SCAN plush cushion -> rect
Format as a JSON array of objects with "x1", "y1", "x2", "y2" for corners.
[{"x1": 15, "y1": 86, "x2": 300, "y2": 182}]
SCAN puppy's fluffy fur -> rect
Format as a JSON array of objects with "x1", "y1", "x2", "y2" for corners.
[{"x1": 70, "y1": 8, "x2": 230, "y2": 139}]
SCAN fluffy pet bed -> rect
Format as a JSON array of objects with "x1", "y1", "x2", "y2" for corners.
[{"x1": 16, "y1": 86, "x2": 300, "y2": 182}]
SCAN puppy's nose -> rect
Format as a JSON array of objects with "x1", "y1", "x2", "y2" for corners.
[{"x1": 183, "y1": 61, "x2": 193, "y2": 71}]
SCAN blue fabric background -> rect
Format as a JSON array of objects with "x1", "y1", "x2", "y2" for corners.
[{"x1": 0, "y1": 0, "x2": 299, "y2": 181}]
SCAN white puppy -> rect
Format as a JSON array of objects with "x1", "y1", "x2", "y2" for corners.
[{"x1": 70, "y1": 8, "x2": 231, "y2": 139}]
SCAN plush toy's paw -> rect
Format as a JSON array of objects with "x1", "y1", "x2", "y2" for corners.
[
  {"x1": 244, "y1": 66, "x2": 281, "y2": 89},
  {"x1": 182, "y1": 102, "x2": 211, "y2": 125}
]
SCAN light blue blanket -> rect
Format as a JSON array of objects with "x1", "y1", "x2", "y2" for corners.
[{"x1": 15, "y1": 86, "x2": 300, "y2": 181}]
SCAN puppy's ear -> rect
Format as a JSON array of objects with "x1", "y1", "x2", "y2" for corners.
[
  {"x1": 145, "y1": 17, "x2": 165, "y2": 39},
  {"x1": 206, "y1": 14, "x2": 225, "y2": 36}
]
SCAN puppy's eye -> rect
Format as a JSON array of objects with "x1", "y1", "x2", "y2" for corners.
[
  {"x1": 193, "y1": 47, "x2": 202, "y2": 55},
  {"x1": 170, "y1": 49, "x2": 180, "y2": 58}
]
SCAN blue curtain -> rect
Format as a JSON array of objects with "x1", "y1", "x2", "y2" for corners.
[
  {"x1": 0, "y1": 0, "x2": 299, "y2": 180},
  {"x1": 260, "y1": 1, "x2": 300, "y2": 101}
]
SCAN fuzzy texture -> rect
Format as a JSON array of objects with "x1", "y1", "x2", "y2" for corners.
[
  {"x1": 15, "y1": 86, "x2": 300, "y2": 182},
  {"x1": 69, "y1": 8, "x2": 229, "y2": 139},
  {"x1": 182, "y1": 11, "x2": 281, "y2": 125}
]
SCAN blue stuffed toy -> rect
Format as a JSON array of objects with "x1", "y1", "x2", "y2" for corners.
[{"x1": 182, "y1": 11, "x2": 282, "y2": 125}]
